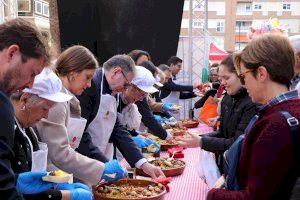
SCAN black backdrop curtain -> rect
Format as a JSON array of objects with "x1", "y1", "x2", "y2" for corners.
[{"x1": 57, "y1": 0, "x2": 184, "y2": 65}]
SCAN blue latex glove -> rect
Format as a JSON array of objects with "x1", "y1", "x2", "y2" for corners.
[
  {"x1": 162, "y1": 103, "x2": 174, "y2": 112},
  {"x1": 132, "y1": 136, "x2": 159, "y2": 148},
  {"x1": 132, "y1": 136, "x2": 147, "y2": 148},
  {"x1": 144, "y1": 138, "x2": 160, "y2": 149},
  {"x1": 70, "y1": 188, "x2": 92, "y2": 200},
  {"x1": 164, "y1": 117, "x2": 177, "y2": 123},
  {"x1": 56, "y1": 182, "x2": 90, "y2": 191},
  {"x1": 144, "y1": 138, "x2": 160, "y2": 152},
  {"x1": 153, "y1": 114, "x2": 163, "y2": 123},
  {"x1": 17, "y1": 171, "x2": 54, "y2": 194},
  {"x1": 101, "y1": 160, "x2": 127, "y2": 182}
]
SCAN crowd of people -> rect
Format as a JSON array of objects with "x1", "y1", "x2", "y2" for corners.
[{"x1": 0, "y1": 17, "x2": 299, "y2": 200}]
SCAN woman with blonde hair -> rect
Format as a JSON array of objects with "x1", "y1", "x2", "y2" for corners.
[{"x1": 36, "y1": 45, "x2": 127, "y2": 186}]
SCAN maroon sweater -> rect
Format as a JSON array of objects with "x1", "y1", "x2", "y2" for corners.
[{"x1": 207, "y1": 99, "x2": 300, "y2": 200}]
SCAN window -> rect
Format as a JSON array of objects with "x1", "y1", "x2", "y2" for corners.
[
  {"x1": 35, "y1": 1, "x2": 42, "y2": 15},
  {"x1": 216, "y1": 22, "x2": 224, "y2": 32},
  {"x1": 43, "y1": 4, "x2": 49, "y2": 17},
  {"x1": 283, "y1": 3, "x2": 291, "y2": 10},
  {"x1": 193, "y1": 21, "x2": 204, "y2": 28},
  {"x1": 253, "y1": 4, "x2": 262, "y2": 10},
  {"x1": 236, "y1": 2, "x2": 253, "y2": 15},
  {"x1": 34, "y1": 0, "x2": 49, "y2": 17},
  {"x1": 18, "y1": 0, "x2": 31, "y2": 12},
  {"x1": 236, "y1": 21, "x2": 252, "y2": 32},
  {"x1": 245, "y1": 4, "x2": 252, "y2": 12}
]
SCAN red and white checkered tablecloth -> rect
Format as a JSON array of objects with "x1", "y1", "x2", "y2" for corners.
[
  {"x1": 187, "y1": 123, "x2": 214, "y2": 135},
  {"x1": 162, "y1": 148, "x2": 209, "y2": 200},
  {"x1": 121, "y1": 123, "x2": 214, "y2": 200}
]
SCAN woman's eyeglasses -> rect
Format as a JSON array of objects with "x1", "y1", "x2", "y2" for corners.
[{"x1": 237, "y1": 69, "x2": 254, "y2": 85}]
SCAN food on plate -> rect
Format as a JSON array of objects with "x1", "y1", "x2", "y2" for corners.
[
  {"x1": 141, "y1": 143, "x2": 160, "y2": 158},
  {"x1": 93, "y1": 179, "x2": 166, "y2": 199},
  {"x1": 163, "y1": 121, "x2": 185, "y2": 130},
  {"x1": 149, "y1": 157, "x2": 185, "y2": 170},
  {"x1": 167, "y1": 127, "x2": 186, "y2": 136},
  {"x1": 181, "y1": 119, "x2": 199, "y2": 128},
  {"x1": 147, "y1": 135, "x2": 178, "y2": 151},
  {"x1": 164, "y1": 121, "x2": 177, "y2": 127},
  {"x1": 136, "y1": 157, "x2": 186, "y2": 177},
  {"x1": 42, "y1": 170, "x2": 73, "y2": 183},
  {"x1": 147, "y1": 135, "x2": 178, "y2": 146}
]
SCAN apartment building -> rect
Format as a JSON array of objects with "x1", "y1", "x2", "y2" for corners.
[
  {"x1": 180, "y1": 0, "x2": 300, "y2": 52},
  {"x1": 17, "y1": 0, "x2": 50, "y2": 33}
]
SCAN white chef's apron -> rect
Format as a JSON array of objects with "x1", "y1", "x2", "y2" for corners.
[
  {"x1": 117, "y1": 103, "x2": 142, "y2": 131},
  {"x1": 66, "y1": 100, "x2": 87, "y2": 149},
  {"x1": 161, "y1": 77, "x2": 180, "y2": 119},
  {"x1": 15, "y1": 119, "x2": 48, "y2": 171},
  {"x1": 31, "y1": 137, "x2": 48, "y2": 172},
  {"x1": 46, "y1": 98, "x2": 87, "y2": 173},
  {"x1": 86, "y1": 68, "x2": 118, "y2": 160}
]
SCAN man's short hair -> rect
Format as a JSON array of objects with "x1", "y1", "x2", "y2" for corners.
[
  {"x1": 167, "y1": 56, "x2": 182, "y2": 66},
  {"x1": 158, "y1": 64, "x2": 170, "y2": 72},
  {"x1": 103, "y1": 54, "x2": 135, "y2": 74},
  {"x1": 234, "y1": 34, "x2": 295, "y2": 88},
  {"x1": 0, "y1": 18, "x2": 50, "y2": 65}
]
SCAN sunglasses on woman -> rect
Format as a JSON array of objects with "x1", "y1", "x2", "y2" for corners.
[{"x1": 237, "y1": 69, "x2": 254, "y2": 85}]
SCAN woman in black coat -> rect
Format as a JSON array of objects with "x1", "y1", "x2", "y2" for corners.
[{"x1": 177, "y1": 54, "x2": 257, "y2": 173}]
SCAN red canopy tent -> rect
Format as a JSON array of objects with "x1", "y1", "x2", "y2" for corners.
[{"x1": 209, "y1": 43, "x2": 229, "y2": 61}]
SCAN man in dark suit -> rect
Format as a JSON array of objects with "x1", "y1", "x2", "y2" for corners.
[
  {"x1": 77, "y1": 55, "x2": 165, "y2": 179},
  {"x1": 0, "y1": 18, "x2": 50, "y2": 199},
  {"x1": 160, "y1": 56, "x2": 199, "y2": 101},
  {"x1": 159, "y1": 56, "x2": 199, "y2": 119}
]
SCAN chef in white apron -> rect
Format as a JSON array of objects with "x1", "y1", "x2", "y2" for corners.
[
  {"x1": 36, "y1": 51, "x2": 131, "y2": 185},
  {"x1": 11, "y1": 86, "x2": 91, "y2": 200},
  {"x1": 161, "y1": 56, "x2": 199, "y2": 119},
  {"x1": 161, "y1": 74, "x2": 182, "y2": 120},
  {"x1": 11, "y1": 68, "x2": 72, "y2": 174},
  {"x1": 116, "y1": 66, "x2": 160, "y2": 160},
  {"x1": 66, "y1": 100, "x2": 87, "y2": 149},
  {"x1": 14, "y1": 119, "x2": 48, "y2": 172},
  {"x1": 77, "y1": 56, "x2": 165, "y2": 179},
  {"x1": 86, "y1": 69, "x2": 119, "y2": 160}
]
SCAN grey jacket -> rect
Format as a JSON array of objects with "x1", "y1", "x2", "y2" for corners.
[{"x1": 36, "y1": 87, "x2": 104, "y2": 185}]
